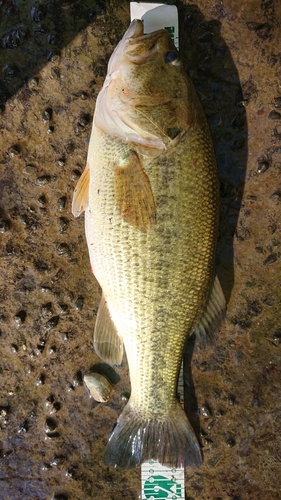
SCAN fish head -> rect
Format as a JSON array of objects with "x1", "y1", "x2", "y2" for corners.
[{"x1": 95, "y1": 20, "x2": 194, "y2": 151}]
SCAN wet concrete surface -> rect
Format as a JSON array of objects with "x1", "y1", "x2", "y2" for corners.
[{"x1": 0, "y1": 0, "x2": 281, "y2": 499}]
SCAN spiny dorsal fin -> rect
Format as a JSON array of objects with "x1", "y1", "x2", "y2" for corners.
[
  {"x1": 114, "y1": 151, "x2": 156, "y2": 232},
  {"x1": 72, "y1": 162, "x2": 90, "y2": 217},
  {"x1": 94, "y1": 294, "x2": 123, "y2": 366},
  {"x1": 194, "y1": 275, "x2": 226, "y2": 344}
]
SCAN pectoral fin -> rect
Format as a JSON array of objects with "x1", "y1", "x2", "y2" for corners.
[
  {"x1": 194, "y1": 275, "x2": 226, "y2": 344},
  {"x1": 94, "y1": 294, "x2": 123, "y2": 366},
  {"x1": 114, "y1": 151, "x2": 156, "y2": 231},
  {"x1": 72, "y1": 163, "x2": 90, "y2": 217}
]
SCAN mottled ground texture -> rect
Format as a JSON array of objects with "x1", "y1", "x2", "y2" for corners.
[{"x1": 0, "y1": 0, "x2": 281, "y2": 499}]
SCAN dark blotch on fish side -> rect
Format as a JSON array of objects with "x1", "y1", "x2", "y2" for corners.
[{"x1": 58, "y1": 196, "x2": 67, "y2": 211}]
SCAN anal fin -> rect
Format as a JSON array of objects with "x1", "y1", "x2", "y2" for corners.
[
  {"x1": 94, "y1": 294, "x2": 123, "y2": 366},
  {"x1": 72, "y1": 162, "x2": 90, "y2": 217},
  {"x1": 114, "y1": 151, "x2": 156, "y2": 231},
  {"x1": 194, "y1": 275, "x2": 226, "y2": 344}
]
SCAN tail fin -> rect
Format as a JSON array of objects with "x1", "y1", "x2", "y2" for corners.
[{"x1": 103, "y1": 401, "x2": 202, "y2": 469}]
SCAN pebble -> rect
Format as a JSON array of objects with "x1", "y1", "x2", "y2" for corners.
[
  {"x1": 263, "y1": 253, "x2": 278, "y2": 266},
  {"x1": 84, "y1": 372, "x2": 113, "y2": 403},
  {"x1": 23, "y1": 164, "x2": 37, "y2": 174},
  {"x1": 57, "y1": 243, "x2": 71, "y2": 257},
  {"x1": 257, "y1": 160, "x2": 270, "y2": 174}
]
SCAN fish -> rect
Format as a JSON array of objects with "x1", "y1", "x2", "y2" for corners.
[{"x1": 72, "y1": 19, "x2": 225, "y2": 469}]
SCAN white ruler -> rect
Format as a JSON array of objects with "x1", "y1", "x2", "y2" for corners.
[
  {"x1": 130, "y1": 2, "x2": 179, "y2": 49},
  {"x1": 129, "y1": 4, "x2": 183, "y2": 498}
]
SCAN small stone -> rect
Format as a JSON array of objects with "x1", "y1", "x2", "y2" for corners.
[
  {"x1": 58, "y1": 217, "x2": 69, "y2": 233},
  {"x1": 228, "y1": 395, "x2": 236, "y2": 406},
  {"x1": 268, "y1": 110, "x2": 281, "y2": 120},
  {"x1": 36, "y1": 175, "x2": 51, "y2": 185},
  {"x1": 201, "y1": 404, "x2": 212, "y2": 417},
  {"x1": 14, "y1": 310, "x2": 27, "y2": 326},
  {"x1": 42, "y1": 107, "x2": 52, "y2": 122},
  {"x1": 226, "y1": 438, "x2": 236, "y2": 447},
  {"x1": 57, "y1": 243, "x2": 71, "y2": 256},
  {"x1": 273, "y1": 97, "x2": 281, "y2": 108},
  {"x1": 74, "y1": 296, "x2": 84, "y2": 311},
  {"x1": 268, "y1": 223, "x2": 277, "y2": 234},
  {"x1": 47, "y1": 126, "x2": 54, "y2": 134},
  {"x1": 71, "y1": 169, "x2": 81, "y2": 181},
  {"x1": 44, "y1": 316, "x2": 59, "y2": 331},
  {"x1": 263, "y1": 253, "x2": 278, "y2": 266},
  {"x1": 35, "y1": 373, "x2": 45, "y2": 386},
  {"x1": 269, "y1": 190, "x2": 281, "y2": 204},
  {"x1": 84, "y1": 372, "x2": 113, "y2": 403},
  {"x1": 18, "y1": 420, "x2": 29, "y2": 433},
  {"x1": 23, "y1": 164, "x2": 37, "y2": 174},
  {"x1": 10, "y1": 344, "x2": 18, "y2": 353},
  {"x1": 257, "y1": 160, "x2": 270, "y2": 174},
  {"x1": 57, "y1": 196, "x2": 67, "y2": 211},
  {"x1": 38, "y1": 195, "x2": 47, "y2": 206},
  {"x1": 57, "y1": 158, "x2": 65, "y2": 167},
  {"x1": 27, "y1": 77, "x2": 39, "y2": 90},
  {"x1": 8, "y1": 145, "x2": 21, "y2": 157},
  {"x1": 52, "y1": 493, "x2": 68, "y2": 500},
  {"x1": 45, "y1": 417, "x2": 57, "y2": 432},
  {"x1": 0, "y1": 220, "x2": 10, "y2": 233}
]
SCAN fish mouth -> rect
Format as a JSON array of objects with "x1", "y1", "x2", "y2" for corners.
[{"x1": 124, "y1": 19, "x2": 171, "y2": 64}]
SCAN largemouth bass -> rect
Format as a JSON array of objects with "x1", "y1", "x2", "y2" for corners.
[{"x1": 72, "y1": 19, "x2": 225, "y2": 469}]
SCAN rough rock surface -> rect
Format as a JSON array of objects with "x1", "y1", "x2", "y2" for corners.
[{"x1": 0, "y1": 1, "x2": 280, "y2": 499}]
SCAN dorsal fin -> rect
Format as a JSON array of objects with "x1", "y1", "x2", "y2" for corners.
[{"x1": 194, "y1": 275, "x2": 226, "y2": 344}]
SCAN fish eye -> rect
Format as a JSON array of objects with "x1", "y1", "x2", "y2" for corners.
[{"x1": 165, "y1": 51, "x2": 180, "y2": 66}]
